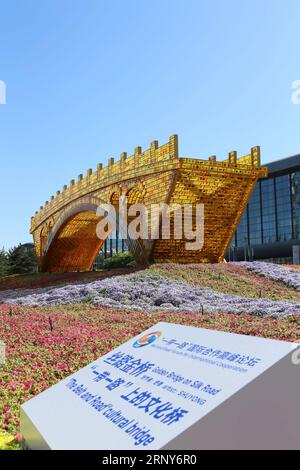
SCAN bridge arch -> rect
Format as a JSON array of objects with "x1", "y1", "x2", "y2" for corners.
[
  {"x1": 41, "y1": 196, "x2": 109, "y2": 272},
  {"x1": 126, "y1": 181, "x2": 147, "y2": 205},
  {"x1": 124, "y1": 182, "x2": 149, "y2": 265},
  {"x1": 109, "y1": 191, "x2": 120, "y2": 211},
  {"x1": 40, "y1": 226, "x2": 47, "y2": 257}
]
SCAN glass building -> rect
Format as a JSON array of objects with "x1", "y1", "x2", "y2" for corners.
[
  {"x1": 21, "y1": 243, "x2": 36, "y2": 255},
  {"x1": 93, "y1": 237, "x2": 128, "y2": 269},
  {"x1": 229, "y1": 154, "x2": 300, "y2": 263}
]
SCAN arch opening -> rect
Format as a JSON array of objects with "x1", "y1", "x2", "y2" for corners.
[
  {"x1": 124, "y1": 186, "x2": 149, "y2": 265},
  {"x1": 40, "y1": 186, "x2": 150, "y2": 272},
  {"x1": 40, "y1": 227, "x2": 47, "y2": 257},
  {"x1": 41, "y1": 210, "x2": 109, "y2": 272}
]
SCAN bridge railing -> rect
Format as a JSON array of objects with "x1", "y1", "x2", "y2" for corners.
[
  {"x1": 31, "y1": 135, "x2": 179, "y2": 231},
  {"x1": 30, "y1": 137, "x2": 266, "y2": 233}
]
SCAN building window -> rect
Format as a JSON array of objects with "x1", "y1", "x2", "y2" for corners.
[
  {"x1": 236, "y1": 210, "x2": 248, "y2": 247},
  {"x1": 248, "y1": 183, "x2": 262, "y2": 245},
  {"x1": 261, "y1": 178, "x2": 276, "y2": 244},
  {"x1": 291, "y1": 171, "x2": 300, "y2": 239},
  {"x1": 275, "y1": 174, "x2": 292, "y2": 242}
]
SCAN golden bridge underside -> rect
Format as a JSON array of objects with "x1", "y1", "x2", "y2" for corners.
[
  {"x1": 42, "y1": 212, "x2": 102, "y2": 272},
  {"x1": 153, "y1": 163, "x2": 259, "y2": 263},
  {"x1": 30, "y1": 136, "x2": 267, "y2": 272}
]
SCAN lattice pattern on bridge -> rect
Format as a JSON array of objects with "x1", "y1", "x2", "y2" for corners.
[{"x1": 30, "y1": 136, "x2": 268, "y2": 271}]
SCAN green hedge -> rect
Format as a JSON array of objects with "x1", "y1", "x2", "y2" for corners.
[{"x1": 100, "y1": 252, "x2": 136, "y2": 269}]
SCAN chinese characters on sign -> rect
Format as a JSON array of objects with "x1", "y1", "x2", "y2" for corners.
[{"x1": 21, "y1": 322, "x2": 299, "y2": 450}]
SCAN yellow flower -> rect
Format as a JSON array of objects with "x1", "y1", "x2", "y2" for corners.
[{"x1": 0, "y1": 431, "x2": 20, "y2": 450}]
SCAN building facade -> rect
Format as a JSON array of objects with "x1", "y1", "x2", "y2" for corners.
[
  {"x1": 229, "y1": 154, "x2": 300, "y2": 263},
  {"x1": 21, "y1": 243, "x2": 36, "y2": 255},
  {"x1": 93, "y1": 237, "x2": 128, "y2": 269}
]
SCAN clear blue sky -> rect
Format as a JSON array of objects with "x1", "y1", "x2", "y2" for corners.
[{"x1": 1, "y1": 0, "x2": 300, "y2": 249}]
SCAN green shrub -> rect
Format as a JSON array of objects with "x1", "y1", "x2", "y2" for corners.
[
  {"x1": 8, "y1": 244, "x2": 38, "y2": 275},
  {"x1": 0, "y1": 249, "x2": 9, "y2": 276},
  {"x1": 101, "y1": 252, "x2": 136, "y2": 269}
]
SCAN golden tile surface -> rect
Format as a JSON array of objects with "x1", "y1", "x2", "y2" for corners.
[{"x1": 30, "y1": 136, "x2": 267, "y2": 271}]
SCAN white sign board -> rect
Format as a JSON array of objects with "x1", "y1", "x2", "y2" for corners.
[{"x1": 21, "y1": 322, "x2": 300, "y2": 450}]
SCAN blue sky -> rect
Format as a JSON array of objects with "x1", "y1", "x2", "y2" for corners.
[{"x1": 1, "y1": 0, "x2": 300, "y2": 249}]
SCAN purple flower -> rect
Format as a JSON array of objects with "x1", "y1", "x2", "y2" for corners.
[
  {"x1": 1, "y1": 271, "x2": 299, "y2": 318},
  {"x1": 238, "y1": 262, "x2": 300, "y2": 291}
]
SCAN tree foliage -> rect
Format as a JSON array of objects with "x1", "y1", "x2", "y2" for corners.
[
  {"x1": 100, "y1": 252, "x2": 135, "y2": 269},
  {"x1": 0, "y1": 249, "x2": 9, "y2": 276},
  {"x1": 6, "y1": 245, "x2": 38, "y2": 275}
]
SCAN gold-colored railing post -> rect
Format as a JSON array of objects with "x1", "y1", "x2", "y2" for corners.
[
  {"x1": 134, "y1": 146, "x2": 142, "y2": 171},
  {"x1": 251, "y1": 146, "x2": 261, "y2": 167},
  {"x1": 120, "y1": 152, "x2": 127, "y2": 174},
  {"x1": 228, "y1": 151, "x2": 237, "y2": 167},
  {"x1": 97, "y1": 163, "x2": 103, "y2": 179},
  {"x1": 169, "y1": 134, "x2": 179, "y2": 159},
  {"x1": 108, "y1": 158, "x2": 114, "y2": 177},
  {"x1": 86, "y1": 168, "x2": 93, "y2": 184},
  {"x1": 150, "y1": 140, "x2": 158, "y2": 164}
]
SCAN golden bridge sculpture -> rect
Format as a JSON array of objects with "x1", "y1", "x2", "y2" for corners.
[{"x1": 30, "y1": 135, "x2": 267, "y2": 272}]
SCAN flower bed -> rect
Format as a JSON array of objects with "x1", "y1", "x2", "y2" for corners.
[
  {"x1": 239, "y1": 262, "x2": 300, "y2": 291},
  {"x1": 1, "y1": 272, "x2": 300, "y2": 318},
  {"x1": 2, "y1": 263, "x2": 299, "y2": 302},
  {"x1": 0, "y1": 303, "x2": 299, "y2": 446},
  {"x1": 285, "y1": 265, "x2": 300, "y2": 271},
  {"x1": 0, "y1": 267, "x2": 139, "y2": 292},
  {"x1": 150, "y1": 263, "x2": 300, "y2": 301},
  {"x1": 0, "y1": 431, "x2": 20, "y2": 450}
]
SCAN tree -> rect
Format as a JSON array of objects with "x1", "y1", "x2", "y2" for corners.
[
  {"x1": 0, "y1": 248, "x2": 9, "y2": 276},
  {"x1": 7, "y1": 244, "x2": 38, "y2": 275}
]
